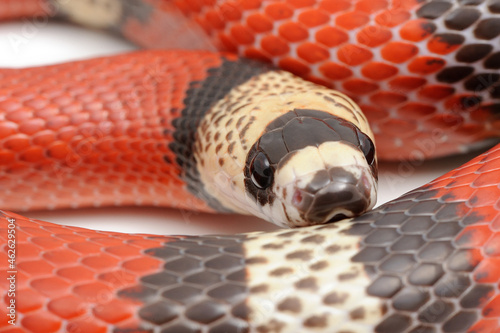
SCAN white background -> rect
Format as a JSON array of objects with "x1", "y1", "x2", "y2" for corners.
[{"x1": 0, "y1": 21, "x2": 486, "y2": 235}]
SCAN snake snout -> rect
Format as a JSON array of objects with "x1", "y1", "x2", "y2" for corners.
[{"x1": 293, "y1": 167, "x2": 374, "y2": 224}]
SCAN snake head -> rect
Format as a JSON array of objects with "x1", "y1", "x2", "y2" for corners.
[
  {"x1": 194, "y1": 70, "x2": 377, "y2": 228},
  {"x1": 243, "y1": 109, "x2": 377, "y2": 228}
]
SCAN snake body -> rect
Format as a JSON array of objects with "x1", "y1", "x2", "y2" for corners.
[
  {"x1": 15, "y1": 0, "x2": 500, "y2": 160},
  {"x1": 0, "y1": 49, "x2": 377, "y2": 226},
  {"x1": 1, "y1": 147, "x2": 499, "y2": 333},
  {"x1": 0, "y1": 0, "x2": 500, "y2": 332}
]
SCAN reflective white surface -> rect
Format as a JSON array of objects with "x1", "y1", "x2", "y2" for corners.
[{"x1": 0, "y1": 21, "x2": 487, "y2": 235}]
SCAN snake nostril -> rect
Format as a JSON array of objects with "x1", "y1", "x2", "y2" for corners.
[{"x1": 292, "y1": 190, "x2": 303, "y2": 206}]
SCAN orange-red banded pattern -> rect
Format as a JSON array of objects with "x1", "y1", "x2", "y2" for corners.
[
  {"x1": 170, "y1": 0, "x2": 500, "y2": 160},
  {"x1": 1, "y1": 144, "x2": 499, "y2": 332},
  {"x1": 0, "y1": 51, "x2": 230, "y2": 212}
]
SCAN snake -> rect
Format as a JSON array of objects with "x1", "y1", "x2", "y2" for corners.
[{"x1": 0, "y1": 0, "x2": 500, "y2": 332}]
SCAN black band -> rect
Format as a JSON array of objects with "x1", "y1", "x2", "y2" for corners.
[{"x1": 169, "y1": 57, "x2": 272, "y2": 211}]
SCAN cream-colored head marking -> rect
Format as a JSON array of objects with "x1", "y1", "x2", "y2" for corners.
[{"x1": 194, "y1": 70, "x2": 377, "y2": 227}]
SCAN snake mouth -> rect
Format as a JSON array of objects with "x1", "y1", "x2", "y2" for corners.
[{"x1": 291, "y1": 166, "x2": 375, "y2": 224}]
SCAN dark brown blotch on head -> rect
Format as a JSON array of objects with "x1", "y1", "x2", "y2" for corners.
[
  {"x1": 236, "y1": 115, "x2": 247, "y2": 128},
  {"x1": 228, "y1": 142, "x2": 235, "y2": 154},
  {"x1": 205, "y1": 131, "x2": 212, "y2": 142},
  {"x1": 330, "y1": 91, "x2": 357, "y2": 110},
  {"x1": 209, "y1": 111, "x2": 218, "y2": 121},
  {"x1": 323, "y1": 95, "x2": 335, "y2": 103},
  {"x1": 239, "y1": 122, "x2": 252, "y2": 142},
  {"x1": 277, "y1": 297, "x2": 302, "y2": 313},
  {"x1": 214, "y1": 114, "x2": 225, "y2": 126},
  {"x1": 201, "y1": 121, "x2": 210, "y2": 132},
  {"x1": 204, "y1": 142, "x2": 212, "y2": 152}
]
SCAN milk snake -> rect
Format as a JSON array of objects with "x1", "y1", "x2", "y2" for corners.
[{"x1": 1, "y1": 0, "x2": 500, "y2": 332}]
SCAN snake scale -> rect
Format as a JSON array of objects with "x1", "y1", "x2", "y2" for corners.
[{"x1": 0, "y1": 0, "x2": 500, "y2": 332}]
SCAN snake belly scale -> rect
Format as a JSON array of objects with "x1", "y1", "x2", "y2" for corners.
[{"x1": 0, "y1": 1, "x2": 499, "y2": 333}]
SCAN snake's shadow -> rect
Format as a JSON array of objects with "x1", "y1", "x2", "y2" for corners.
[{"x1": 23, "y1": 206, "x2": 279, "y2": 236}]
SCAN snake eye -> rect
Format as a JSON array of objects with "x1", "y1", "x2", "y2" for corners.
[
  {"x1": 358, "y1": 132, "x2": 375, "y2": 165},
  {"x1": 250, "y1": 152, "x2": 273, "y2": 189}
]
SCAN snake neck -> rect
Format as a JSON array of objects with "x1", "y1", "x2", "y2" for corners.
[{"x1": 169, "y1": 56, "x2": 273, "y2": 212}]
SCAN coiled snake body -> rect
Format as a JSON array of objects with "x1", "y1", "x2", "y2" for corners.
[{"x1": 0, "y1": 1, "x2": 500, "y2": 332}]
